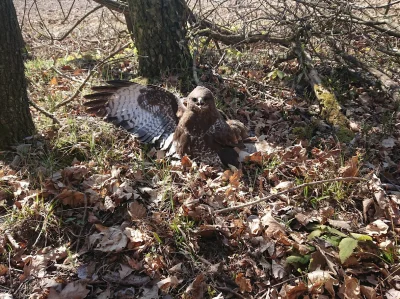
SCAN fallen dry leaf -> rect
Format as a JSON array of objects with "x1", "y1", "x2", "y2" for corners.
[
  {"x1": 274, "y1": 181, "x2": 294, "y2": 191},
  {"x1": 0, "y1": 235, "x2": 5, "y2": 254},
  {"x1": 89, "y1": 226, "x2": 128, "y2": 252},
  {"x1": 156, "y1": 276, "x2": 179, "y2": 292},
  {"x1": 128, "y1": 200, "x2": 147, "y2": 220},
  {"x1": 77, "y1": 262, "x2": 97, "y2": 280},
  {"x1": 371, "y1": 175, "x2": 390, "y2": 210},
  {"x1": 381, "y1": 137, "x2": 395, "y2": 148},
  {"x1": 339, "y1": 155, "x2": 359, "y2": 177},
  {"x1": 49, "y1": 77, "x2": 58, "y2": 86},
  {"x1": 365, "y1": 219, "x2": 388, "y2": 236},
  {"x1": 124, "y1": 227, "x2": 147, "y2": 249},
  {"x1": 181, "y1": 155, "x2": 193, "y2": 168},
  {"x1": 73, "y1": 68, "x2": 84, "y2": 75},
  {"x1": 229, "y1": 169, "x2": 243, "y2": 188},
  {"x1": 48, "y1": 280, "x2": 89, "y2": 299},
  {"x1": 272, "y1": 260, "x2": 286, "y2": 279},
  {"x1": 121, "y1": 253, "x2": 139, "y2": 269},
  {"x1": 262, "y1": 213, "x2": 291, "y2": 245},
  {"x1": 140, "y1": 285, "x2": 159, "y2": 299},
  {"x1": 235, "y1": 272, "x2": 252, "y2": 293},
  {"x1": 247, "y1": 215, "x2": 261, "y2": 235},
  {"x1": 144, "y1": 254, "x2": 165, "y2": 273},
  {"x1": 349, "y1": 121, "x2": 360, "y2": 132},
  {"x1": 328, "y1": 219, "x2": 351, "y2": 230},
  {"x1": 21, "y1": 246, "x2": 68, "y2": 280},
  {"x1": 360, "y1": 285, "x2": 376, "y2": 299},
  {"x1": 102, "y1": 272, "x2": 150, "y2": 286},
  {"x1": 183, "y1": 273, "x2": 206, "y2": 299},
  {"x1": 338, "y1": 274, "x2": 361, "y2": 299},
  {"x1": 57, "y1": 189, "x2": 85, "y2": 207},
  {"x1": 221, "y1": 170, "x2": 232, "y2": 182},
  {"x1": 307, "y1": 270, "x2": 338, "y2": 296},
  {"x1": 97, "y1": 287, "x2": 112, "y2": 299},
  {"x1": 114, "y1": 287, "x2": 136, "y2": 298},
  {"x1": 61, "y1": 165, "x2": 89, "y2": 185},
  {"x1": 279, "y1": 282, "x2": 307, "y2": 299},
  {"x1": 386, "y1": 288, "x2": 400, "y2": 299},
  {"x1": 246, "y1": 151, "x2": 268, "y2": 165},
  {"x1": 0, "y1": 264, "x2": 8, "y2": 276},
  {"x1": 119, "y1": 264, "x2": 133, "y2": 279}
]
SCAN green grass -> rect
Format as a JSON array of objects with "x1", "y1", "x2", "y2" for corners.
[
  {"x1": 1, "y1": 195, "x2": 59, "y2": 249},
  {"x1": 25, "y1": 57, "x2": 54, "y2": 81}
]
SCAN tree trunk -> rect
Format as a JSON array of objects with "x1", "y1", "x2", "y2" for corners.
[
  {"x1": 0, "y1": 0, "x2": 35, "y2": 149},
  {"x1": 127, "y1": 0, "x2": 192, "y2": 78}
]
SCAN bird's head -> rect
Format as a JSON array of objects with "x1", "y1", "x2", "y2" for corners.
[{"x1": 186, "y1": 86, "x2": 215, "y2": 112}]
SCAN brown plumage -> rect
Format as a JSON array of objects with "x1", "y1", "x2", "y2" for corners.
[
  {"x1": 173, "y1": 86, "x2": 248, "y2": 166},
  {"x1": 84, "y1": 80, "x2": 248, "y2": 167}
]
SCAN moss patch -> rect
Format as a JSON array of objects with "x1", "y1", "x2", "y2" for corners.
[{"x1": 314, "y1": 84, "x2": 354, "y2": 142}]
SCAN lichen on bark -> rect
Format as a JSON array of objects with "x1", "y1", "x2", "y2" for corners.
[{"x1": 314, "y1": 84, "x2": 354, "y2": 143}]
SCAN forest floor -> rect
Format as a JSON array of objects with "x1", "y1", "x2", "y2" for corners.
[{"x1": 1, "y1": 0, "x2": 400, "y2": 298}]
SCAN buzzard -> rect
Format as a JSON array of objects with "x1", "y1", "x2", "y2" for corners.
[{"x1": 83, "y1": 80, "x2": 248, "y2": 167}]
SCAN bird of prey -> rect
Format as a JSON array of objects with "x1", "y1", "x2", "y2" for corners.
[{"x1": 83, "y1": 80, "x2": 248, "y2": 167}]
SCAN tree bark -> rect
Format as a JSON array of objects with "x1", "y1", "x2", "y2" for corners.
[
  {"x1": 0, "y1": 0, "x2": 35, "y2": 149},
  {"x1": 127, "y1": 0, "x2": 192, "y2": 78}
]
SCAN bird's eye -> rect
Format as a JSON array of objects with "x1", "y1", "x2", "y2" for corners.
[{"x1": 192, "y1": 98, "x2": 198, "y2": 102}]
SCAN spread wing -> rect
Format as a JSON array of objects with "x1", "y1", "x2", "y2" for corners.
[{"x1": 83, "y1": 80, "x2": 185, "y2": 149}]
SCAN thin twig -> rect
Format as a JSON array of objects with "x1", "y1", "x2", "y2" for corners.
[
  {"x1": 56, "y1": 0, "x2": 66, "y2": 19},
  {"x1": 8, "y1": 252, "x2": 12, "y2": 288},
  {"x1": 215, "y1": 177, "x2": 366, "y2": 214},
  {"x1": 213, "y1": 39, "x2": 224, "y2": 56},
  {"x1": 215, "y1": 286, "x2": 246, "y2": 299},
  {"x1": 214, "y1": 51, "x2": 227, "y2": 70},
  {"x1": 28, "y1": 100, "x2": 60, "y2": 125},
  {"x1": 75, "y1": 194, "x2": 88, "y2": 252},
  {"x1": 20, "y1": 0, "x2": 28, "y2": 32},
  {"x1": 92, "y1": 0, "x2": 128, "y2": 14},
  {"x1": 32, "y1": 221, "x2": 45, "y2": 249},
  {"x1": 270, "y1": 275, "x2": 304, "y2": 288},
  {"x1": 54, "y1": 42, "x2": 131, "y2": 110},
  {"x1": 51, "y1": 66, "x2": 84, "y2": 83},
  {"x1": 27, "y1": 1, "x2": 50, "y2": 41},
  {"x1": 53, "y1": 69, "x2": 93, "y2": 110},
  {"x1": 33, "y1": 0, "x2": 53, "y2": 39},
  {"x1": 55, "y1": 5, "x2": 103, "y2": 41},
  {"x1": 63, "y1": 0, "x2": 76, "y2": 23}
]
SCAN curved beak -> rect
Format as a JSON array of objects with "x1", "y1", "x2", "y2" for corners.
[{"x1": 197, "y1": 97, "x2": 204, "y2": 107}]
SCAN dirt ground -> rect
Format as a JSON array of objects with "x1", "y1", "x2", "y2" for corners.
[
  {"x1": 14, "y1": 0, "x2": 99, "y2": 24},
  {"x1": 14, "y1": 0, "x2": 126, "y2": 59}
]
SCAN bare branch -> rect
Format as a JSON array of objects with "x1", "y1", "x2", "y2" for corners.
[
  {"x1": 91, "y1": 0, "x2": 129, "y2": 14},
  {"x1": 28, "y1": 100, "x2": 60, "y2": 125},
  {"x1": 339, "y1": 52, "x2": 400, "y2": 103},
  {"x1": 195, "y1": 28, "x2": 293, "y2": 46},
  {"x1": 63, "y1": 0, "x2": 76, "y2": 22},
  {"x1": 54, "y1": 5, "x2": 103, "y2": 41}
]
